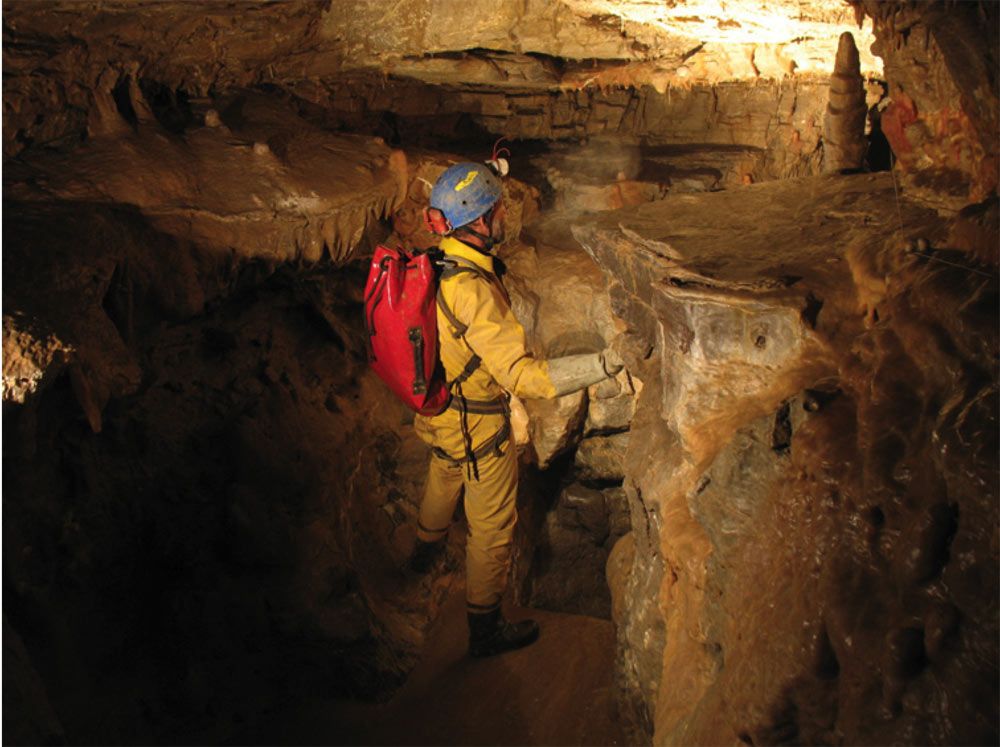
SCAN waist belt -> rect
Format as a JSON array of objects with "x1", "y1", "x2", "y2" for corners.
[
  {"x1": 432, "y1": 420, "x2": 511, "y2": 467},
  {"x1": 448, "y1": 395, "x2": 507, "y2": 415}
]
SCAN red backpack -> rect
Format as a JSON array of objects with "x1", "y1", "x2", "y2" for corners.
[{"x1": 363, "y1": 245, "x2": 450, "y2": 415}]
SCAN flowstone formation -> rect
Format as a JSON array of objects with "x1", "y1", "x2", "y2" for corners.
[{"x1": 574, "y1": 172, "x2": 998, "y2": 745}]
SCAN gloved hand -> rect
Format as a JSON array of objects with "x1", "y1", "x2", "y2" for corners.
[
  {"x1": 609, "y1": 330, "x2": 652, "y2": 369},
  {"x1": 547, "y1": 341, "x2": 631, "y2": 397},
  {"x1": 548, "y1": 353, "x2": 612, "y2": 396},
  {"x1": 600, "y1": 347, "x2": 625, "y2": 377}
]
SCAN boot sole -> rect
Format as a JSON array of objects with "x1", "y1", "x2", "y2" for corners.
[{"x1": 469, "y1": 627, "x2": 540, "y2": 658}]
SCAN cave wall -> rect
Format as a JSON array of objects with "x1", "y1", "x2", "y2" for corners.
[
  {"x1": 3, "y1": 229, "x2": 461, "y2": 743},
  {"x1": 577, "y1": 170, "x2": 997, "y2": 745},
  {"x1": 299, "y1": 75, "x2": 833, "y2": 184},
  {"x1": 2, "y1": 0, "x2": 324, "y2": 156},
  {"x1": 3, "y1": 0, "x2": 883, "y2": 185},
  {"x1": 850, "y1": 0, "x2": 999, "y2": 208},
  {"x1": 3, "y1": 91, "x2": 406, "y2": 427},
  {"x1": 0, "y1": 89, "x2": 445, "y2": 742},
  {"x1": 568, "y1": 7, "x2": 998, "y2": 741}
]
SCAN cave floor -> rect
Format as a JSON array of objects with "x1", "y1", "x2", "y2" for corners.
[{"x1": 244, "y1": 589, "x2": 626, "y2": 746}]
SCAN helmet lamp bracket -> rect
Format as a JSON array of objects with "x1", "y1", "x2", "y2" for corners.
[{"x1": 485, "y1": 157, "x2": 509, "y2": 177}]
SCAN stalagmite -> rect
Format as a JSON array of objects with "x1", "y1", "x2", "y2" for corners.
[{"x1": 823, "y1": 32, "x2": 868, "y2": 172}]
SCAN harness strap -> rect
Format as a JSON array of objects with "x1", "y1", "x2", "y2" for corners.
[
  {"x1": 436, "y1": 260, "x2": 488, "y2": 387},
  {"x1": 431, "y1": 419, "x2": 511, "y2": 467},
  {"x1": 433, "y1": 256, "x2": 511, "y2": 480},
  {"x1": 448, "y1": 395, "x2": 506, "y2": 415},
  {"x1": 436, "y1": 261, "x2": 487, "y2": 338},
  {"x1": 450, "y1": 353, "x2": 481, "y2": 388}
]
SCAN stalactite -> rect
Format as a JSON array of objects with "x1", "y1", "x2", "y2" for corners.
[{"x1": 852, "y1": 1, "x2": 865, "y2": 30}]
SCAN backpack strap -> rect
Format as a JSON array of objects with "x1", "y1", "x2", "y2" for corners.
[
  {"x1": 435, "y1": 257, "x2": 492, "y2": 383},
  {"x1": 436, "y1": 259, "x2": 490, "y2": 338},
  {"x1": 437, "y1": 284, "x2": 469, "y2": 338}
]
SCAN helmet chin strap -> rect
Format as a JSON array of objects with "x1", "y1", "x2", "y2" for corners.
[
  {"x1": 454, "y1": 225, "x2": 497, "y2": 255},
  {"x1": 454, "y1": 203, "x2": 502, "y2": 254}
]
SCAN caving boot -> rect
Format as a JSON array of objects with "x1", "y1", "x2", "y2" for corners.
[
  {"x1": 408, "y1": 538, "x2": 446, "y2": 574},
  {"x1": 467, "y1": 609, "x2": 539, "y2": 658}
]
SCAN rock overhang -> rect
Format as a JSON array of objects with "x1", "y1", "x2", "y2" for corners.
[{"x1": 571, "y1": 172, "x2": 947, "y2": 463}]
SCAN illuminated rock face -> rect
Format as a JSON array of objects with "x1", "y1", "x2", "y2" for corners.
[
  {"x1": 2, "y1": 1, "x2": 997, "y2": 745},
  {"x1": 3, "y1": 0, "x2": 878, "y2": 163},
  {"x1": 574, "y1": 173, "x2": 997, "y2": 745}
]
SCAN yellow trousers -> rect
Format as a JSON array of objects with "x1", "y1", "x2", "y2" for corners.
[{"x1": 416, "y1": 433, "x2": 518, "y2": 613}]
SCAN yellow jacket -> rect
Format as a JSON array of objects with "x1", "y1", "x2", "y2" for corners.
[{"x1": 414, "y1": 237, "x2": 556, "y2": 459}]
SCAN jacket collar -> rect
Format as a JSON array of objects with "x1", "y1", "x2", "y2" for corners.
[{"x1": 440, "y1": 236, "x2": 494, "y2": 275}]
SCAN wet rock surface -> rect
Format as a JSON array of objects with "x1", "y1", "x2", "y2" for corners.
[{"x1": 574, "y1": 172, "x2": 998, "y2": 745}]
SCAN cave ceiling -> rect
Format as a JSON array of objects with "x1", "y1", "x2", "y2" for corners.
[{"x1": 4, "y1": 0, "x2": 882, "y2": 99}]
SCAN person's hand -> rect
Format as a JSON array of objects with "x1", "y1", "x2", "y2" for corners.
[
  {"x1": 600, "y1": 347, "x2": 625, "y2": 377},
  {"x1": 591, "y1": 375, "x2": 622, "y2": 399},
  {"x1": 610, "y1": 330, "x2": 652, "y2": 368}
]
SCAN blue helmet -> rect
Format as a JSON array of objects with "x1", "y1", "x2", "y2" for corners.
[{"x1": 429, "y1": 162, "x2": 503, "y2": 231}]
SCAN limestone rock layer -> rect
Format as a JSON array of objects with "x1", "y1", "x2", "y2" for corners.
[
  {"x1": 574, "y1": 173, "x2": 998, "y2": 746},
  {"x1": 4, "y1": 0, "x2": 879, "y2": 158}
]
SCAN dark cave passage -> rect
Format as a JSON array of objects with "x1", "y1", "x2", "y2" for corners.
[
  {"x1": 3, "y1": 239, "x2": 632, "y2": 744},
  {"x1": 3, "y1": 2, "x2": 998, "y2": 746}
]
